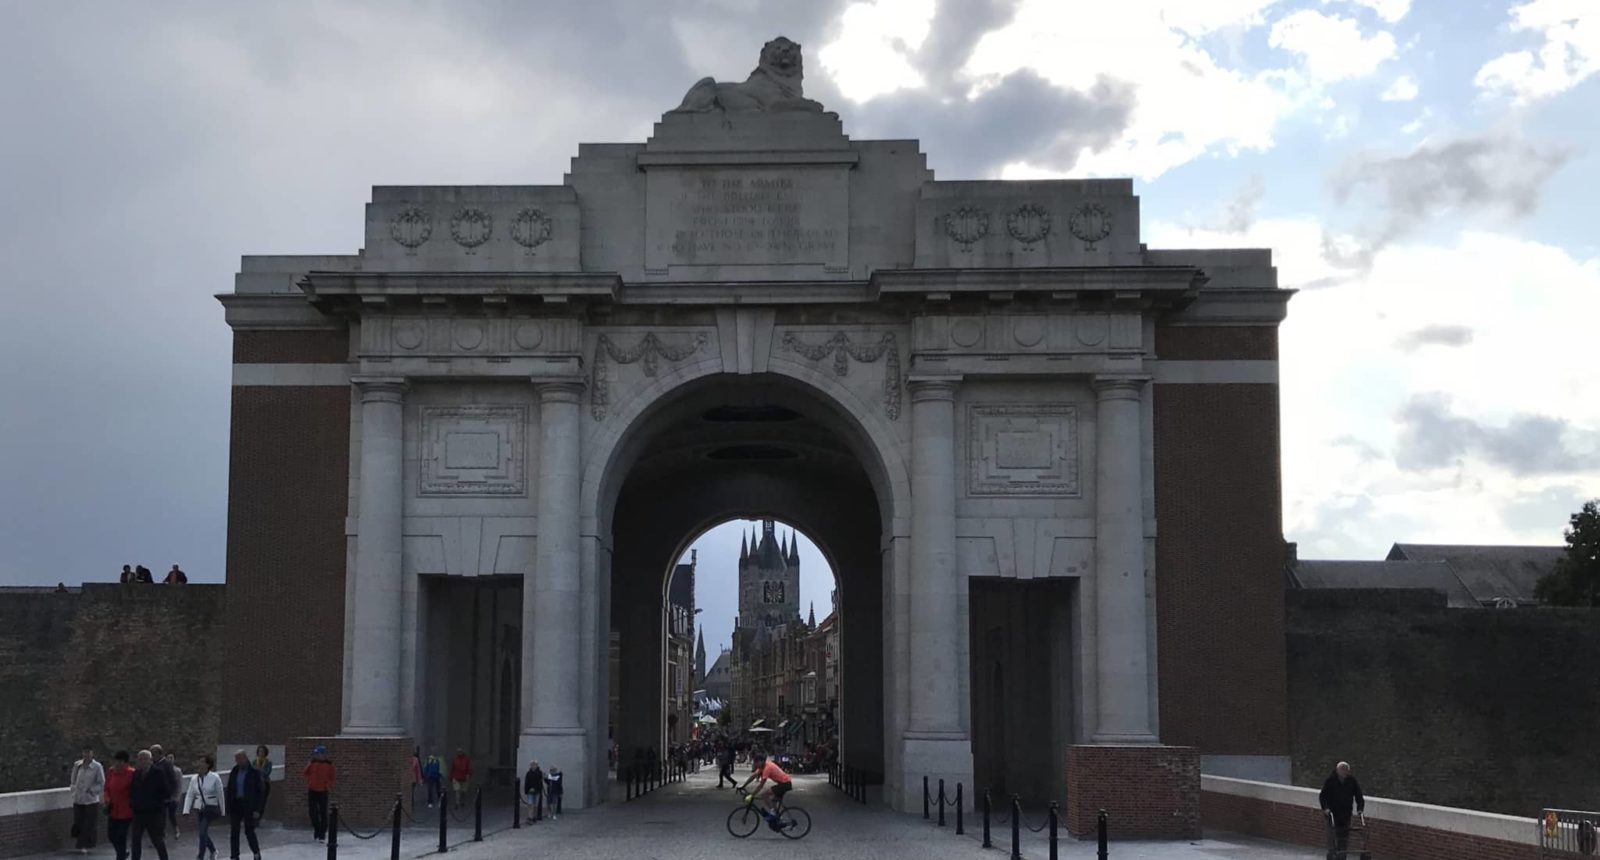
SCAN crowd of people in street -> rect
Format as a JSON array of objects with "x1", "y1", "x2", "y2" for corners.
[{"x1": 117, "y1": 564, "x2": 189, "y2": 584}]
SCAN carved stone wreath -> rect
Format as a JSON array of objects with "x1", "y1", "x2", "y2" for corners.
[
  {"x1": 590, "y1": 332, "x2": 710, "y2": 420},
  {"x1": 942, "y1": 206, "x2": 990, "y2": 249},
  {"x1": 780, "y1": 331, "x2": 902, "y2": 420},
  {"x1": 450, "y1": 207, "x2": 493, "y2": 250},
  {"x1": 390, "y1": 207, "x2": 432, "y2": 252},
  {"x1": 510, "y1": 208, "x2": 553, "y2": 251},
  {"x1": 1007, "y1": 204, "x2": 1051, "y2": 244},
  {"x1": 1067, "y1": 203, "x2": 1113, "y2": 250}
]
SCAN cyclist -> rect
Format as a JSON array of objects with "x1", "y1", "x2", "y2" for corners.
[{"x1": 738, "y1": 752, "x2": 793, "y2": 823}]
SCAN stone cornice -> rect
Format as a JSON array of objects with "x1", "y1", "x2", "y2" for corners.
[
  {"x1": 870, "y1": 266, "x2": 1206, "y2": 308},
  {"x1": 216, "y1": 293, "x2": 343, "y2": 330},
  {"x1": 297, "y1": 271, "x2": 623, "y2": 312}
]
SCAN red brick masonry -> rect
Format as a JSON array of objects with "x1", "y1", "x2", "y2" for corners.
[
  {"x1": 0, "y1": 804, "x2": 71, "y2": 859},
  {"x1": 1201, "y1": 776, "x2": 1541, "y2": 860},
  {"x1": 1065, "y1": 745, "x2": 1200, "y2": 840},
  {"x1": 287, "y1": 736, "x2": 414, "y2": 828}
]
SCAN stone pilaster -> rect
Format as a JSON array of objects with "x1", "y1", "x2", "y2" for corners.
[
  {"x1": 1092, "y1": 375, "x2": 1156, "y2": 743},
  {"x1": 519, "y1": 379, "x2": 589, "y2": 804},
  {"x1": 901, "y1": 375, "x2": 972, "y2": 808},
  {"x1": 344, "y1": 377, "x2": 407, "y2": 736}
]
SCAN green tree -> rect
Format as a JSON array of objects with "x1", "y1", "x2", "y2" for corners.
[{"x1": 1535, "y1": 499, "x2": 1600, "y2": 607}]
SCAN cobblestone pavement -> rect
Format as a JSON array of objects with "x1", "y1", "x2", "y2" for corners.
[{"x1": 27, "y1": 771, "x2": 1320, "y2": 860}]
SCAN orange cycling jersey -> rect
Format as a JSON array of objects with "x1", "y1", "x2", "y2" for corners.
[{"x1": 755, "y1": 761, "x2": 791, "y2": 785}]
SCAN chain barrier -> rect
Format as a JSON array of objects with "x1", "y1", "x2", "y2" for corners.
[{"x1": 324, "y1": 796, "x2": 401, "y2": 840}]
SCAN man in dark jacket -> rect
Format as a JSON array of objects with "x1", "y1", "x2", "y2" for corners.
[
  {"x1": 1319, "y1": 761, "x2": 1365, "y2": 860},
  {"x1": 226, "y1": 749, "x2": 266, "y2": 860},
  {"x1": 128, "y1": 750, "x2": 170, "y2": 860},
  {"x1": 717, "y1": 744, "x2": 737, "y2": 788}
]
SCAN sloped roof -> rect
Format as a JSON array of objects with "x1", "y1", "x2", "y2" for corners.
[
  {"x1": 1386, "y1": 543, "x2": 1562, "y2": 605},
  {"x1": 1288, "y1": 559, "x2": 1479, "y2": 608}
]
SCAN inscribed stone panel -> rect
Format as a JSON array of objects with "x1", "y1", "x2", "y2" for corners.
[
  {"x1": 968, "y1": 404, "x2": 1080, "y2": 497},
  {"x1": 644, "y1": 167, "x2": 848, "y2": 270},
  {"x1": 419, "y1": 405, "x2": 527, "y2": 496}
]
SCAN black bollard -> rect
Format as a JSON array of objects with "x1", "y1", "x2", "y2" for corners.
[
  {"x1": 1010, "y1": 795, "x2": 1022, "y2": 860},
  {"x1": 938, "y1": 779, "x2": 946, "y2": 827},
  {"x1": 438, "y1": 786, "x2": 448, "y2": 854},
  {"x1": 390, "y1": 795, "x2": 402, "y2": 860},
  {"x1": 1097, "y1": 808, "x2": 1109, "y2": 860},
  {"x1": 512, "y1": 781, "x2": 520, "y2": 829},
  {"x1": 923, "y1": 775, "x2": 930, "y2": 819},
  {"x1": 1048, "y1": 802, "x2": 1059, "y2": 860},
  {"x1": 327, "y1": 803, "x2": 338, "y2": 860},
  {"x1": 473, "y1": 787, "x2": 483, "y2": 842},
  {"x1": 956, "y1": 783, "x2": 964, "y2": 835},
  {"x1": 982, "y1": 789, "x2": 991, "y2": 848}
]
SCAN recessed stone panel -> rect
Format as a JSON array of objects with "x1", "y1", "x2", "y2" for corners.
[
  {"x1": 419, "y1": 405, "x2": 527, "y2": 496},
  {"x1": 968, "y1": 404, "x2": 1080, "y2": 497}
]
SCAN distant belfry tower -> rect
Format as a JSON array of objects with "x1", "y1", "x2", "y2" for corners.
[{"x1": 739, "y1": 519, "x2": 801, "y2": 628}]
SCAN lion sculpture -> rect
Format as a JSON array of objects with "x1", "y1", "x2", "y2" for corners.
[{"x1": 673, "y1": 36, "x2": 825, "y2": 113}]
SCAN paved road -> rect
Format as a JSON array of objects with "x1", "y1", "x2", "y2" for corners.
[{"x1": 27, "y1": 771, "x2": 1319, "y2": 860}]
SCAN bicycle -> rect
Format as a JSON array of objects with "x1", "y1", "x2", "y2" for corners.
[{"x1": 726, "y1": 788, "x2": 811, "y2": 839}]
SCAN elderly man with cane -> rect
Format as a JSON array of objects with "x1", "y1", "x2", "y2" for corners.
[{"x1": 1319, "y1": 761, "x2": 1366, "y2": 860}]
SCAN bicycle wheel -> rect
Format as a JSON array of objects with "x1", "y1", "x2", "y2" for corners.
[
  {"x1": 727, "y1": 805, "x2": 761, "y2": 838},
  {"x1": 777, "y1": 806, "x2": 811, "y2": 840}
]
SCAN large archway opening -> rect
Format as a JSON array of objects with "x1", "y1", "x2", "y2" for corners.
[{"x1": 599, "y1": 373, "x2": 889, "y2": 784}]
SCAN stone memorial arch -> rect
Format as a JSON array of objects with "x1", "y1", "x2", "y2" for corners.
[{"x1": 218, "y1": 37, "x2": 1293, "y2": 833}]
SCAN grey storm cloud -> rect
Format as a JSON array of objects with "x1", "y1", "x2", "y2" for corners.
[
  {"x1": 1395, "y1": 393, "x2": 1598, "y2": 476},
  {"x1": 1394, "y1": 324, "x2": 1475, "y2": 351},
  {"x1": 1324, "y1": 133, "x2": 1573, "y2": 271}
]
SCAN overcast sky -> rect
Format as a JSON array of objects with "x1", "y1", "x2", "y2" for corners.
[{"x1": 2, "y1": 1, "x2": 1595, "y2": 598}]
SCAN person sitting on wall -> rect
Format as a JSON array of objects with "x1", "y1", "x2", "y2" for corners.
[
  {"x1": 121, "y1": 565, "x2": 135, "y2": 584},
  {"x1": 164, "y1": 565, "x2": 188, "y2": 585},
  {"x1": 1319, "y1": 761, "x2": 1366, "y2": 860}
]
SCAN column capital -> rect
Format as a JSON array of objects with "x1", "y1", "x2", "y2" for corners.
[
  {"x1": 351, "y1": 376, "x2": 407, "y2": 402},
  {"x1": 907, "y1": 375, "x2": 962, "y2": 403},
  {"x1": 1092, "y1": 375, "x2": 1150, "y2": 401},
  {"x1": 532, "y1": 378, "x2": 586, "y2": 404}
]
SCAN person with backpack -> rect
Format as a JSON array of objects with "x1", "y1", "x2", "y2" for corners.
[
  {"x1": 422, "y1": 753, "x2": 443, "y2": 808},
  {"x1": 544, "y1": 768, "x2": 563, "y2": 819}
]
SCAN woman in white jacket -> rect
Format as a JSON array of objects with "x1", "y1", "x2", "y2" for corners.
[{"x1": 182, "y1": 755, "x2": 225, "y2": 860}]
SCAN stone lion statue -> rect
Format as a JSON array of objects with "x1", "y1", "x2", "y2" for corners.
[{"x1": 672, "y1": 36, "x2": 825, "y2": 113}]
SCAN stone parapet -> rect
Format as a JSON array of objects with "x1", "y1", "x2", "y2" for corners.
[{"x1": 1064, "y1": 744, "x2": 1200, "y2": 840}]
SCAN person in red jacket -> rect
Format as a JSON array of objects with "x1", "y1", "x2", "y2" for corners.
[
  {"x1": 302, "y1": 747, "x2": 336, "y2": 843},
  {"x1": 104, "y1": 751, "x2": 135, "y2": 860},
  {"x1": 449, "y1": 748, "x2": 472, "y2": 808}
]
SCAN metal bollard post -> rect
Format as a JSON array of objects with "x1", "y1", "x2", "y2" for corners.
[
  {"x1": 327, "y1": 803, "x2": 339, "y2": 860},
  {"x1": 938, "y1": 779, "x2": 946, "y2": 827},
  {"x1": 438, "y1": 786, "x2": 448, "y2": 853},
  {"x1": 956, "y1": 783, "x2": 964, "y2": 835},
  {"x1": 982, "y1": 789, "x2": 991, "y2": 847},
  {"x1": 1097, "y1": 808, "x2": 1109, "y2": 860},
  {"x1": 1010, "y1": 795, "x2": 1022, "y2": 860},
  {"x1": 1048, "y1": 802, "x2": 1059, "y2": 860},
  {"x1": 473, "y1": 787, "x2": 483, "y2": 842},
  {"x1": 390, "y1": 795, "x2": 402, "y2": 860},
  {"x1": 923, "y1": 776, "x2": 930, "y2": 819},
  {"x1": 512, "y1": 781, "x2": 520, "y2": 829}
]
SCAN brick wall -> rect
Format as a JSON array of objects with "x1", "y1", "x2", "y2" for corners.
[
  {"x1": 0, "y1": 585, "x2": 226, "y2": 793},
  {"x1": 1064, "y1": 745, "x2": 1200, "y2": 839},
  {"x1": 1152, "y1": 380, "x2": 1288, "y2": 755},
  {"x1": 0, "y1": 805, "x2": 73, "y2": 859},
  {"x1": 1202, "y1": 781, "x2": 1541, "y2": 860},
  {"x1": 286, "y1": 736, "x2": 413, "y2": 827},
  {"x1": 1288, "y1": 589, "x2": 1600, "y2": 816},
  {"x1": 1154, "y1": 324, "x2": 1278, "y2": 360},
  {"x1": 232, "y1": 329, "x2": 349, "y2": 363},
  {"x1": 221, "y1": 384, "x2": 350, "y2": 746}
]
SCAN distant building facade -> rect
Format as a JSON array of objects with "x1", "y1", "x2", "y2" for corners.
[
  {"x1": 666, "y1": 553, "x2": 697, "y2": 742},
  {"x1": 1287, "y1": 542, "x2": 1561, "y2": 607}
]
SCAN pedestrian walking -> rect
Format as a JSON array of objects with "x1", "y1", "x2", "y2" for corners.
[
  {"x1": 409, "y1": 749, "x2": 422, "y2": 811},
  {"x1": 717, "y1": 743, "x2": 736, "y2": 788},
  {"x1": 151, "y1": 745, "x2": 182, "y2": 838},
  {"x1": 105, "y1": 751, "x2": 135, "y2": 860},
  {"x1": 251, "y1": 746, "x2": 273, "y2": 814},
  {"x1": 449, "y1": 748, "x2": 472, "y2": 808},
  {"x1": 545, "y1": 768, "x2": 563, "y2": 819},
  {"x1": 225, "y1": 750, "x2": 265, "y2": 860},
  {"x1": 422, "y1": 752, "x2": 443, "y2": 808},
  {"x1": 522, "y1": 761, "x2": 544, "y2": 824},
  {"x1": 303, "y1": 745, "x2": 335, "y2": 842},
  {"x1": 130, "y1": 750, "x2": 171, "y2": 860},
  {"x1": 1319, "y1": 761, "x2": 1366, "y2": 860},
  {"x1": 70, "y1": 746, "x2": 106, "y2": 853},
  {"x1": 183, "y1": 755, "x2": 224, "y2": 860}
]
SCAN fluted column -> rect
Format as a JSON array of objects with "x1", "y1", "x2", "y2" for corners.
[
  {"x1": 344, "y1": 376, "x2": 407, "y2": 735},
  {"x1": 1092, "y1": 375, "x2": 1156, "y2": 743},
  {"x1": 527, "y1": 380, "x2": 584, "y2": 731},
  {"x1": 907, "y1": 376, "x2": 962, "y2": 734}
]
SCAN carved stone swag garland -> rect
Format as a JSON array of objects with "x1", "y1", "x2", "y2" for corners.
[
  {"x1": 590, "y1": 331, "x2": 710, "y2": 420},
  {"x1": 780, "y1": 331, "x2": 903, "y2": 420}
]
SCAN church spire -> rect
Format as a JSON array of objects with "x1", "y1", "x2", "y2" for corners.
[
  {"x1": 808, "y1": 602, "x2": 816, "y2": 628},
  {"x1": 740, "y1": 531, "x2": 748, "y2": 562},
  {"x1": 789, "y1": 530, "x2": 800, "y2": 564}
]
